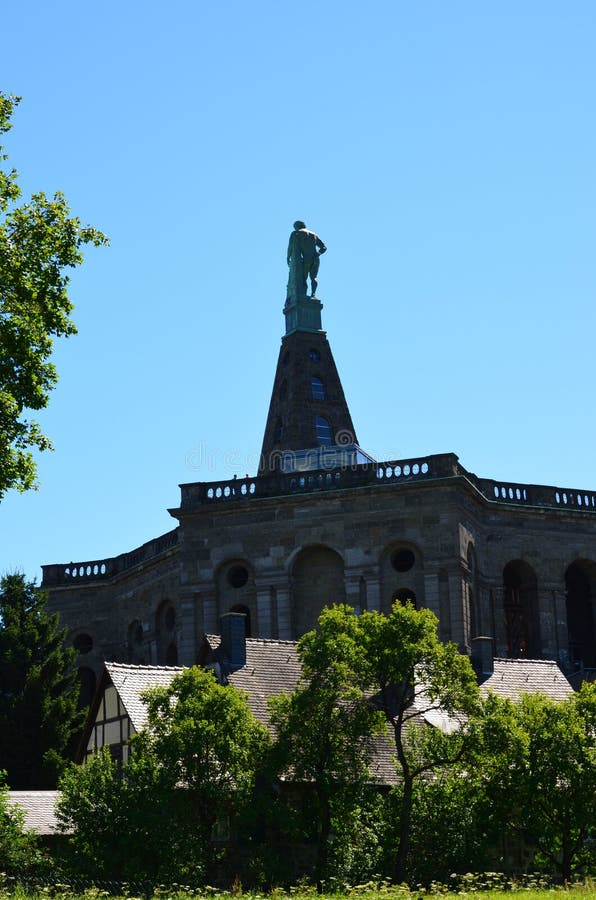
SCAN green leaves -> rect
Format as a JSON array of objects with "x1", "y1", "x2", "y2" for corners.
[
  {"x1": 59, "y1": 666, "x2": 271, "y2": 881},
  {"x1": 0, "y1": 93, "x2": 108, "y2": 499},
  {"x1": 479, "y1": 686, "x2": 596, "y2": 879},
  {"x1": 0, "y1": 572, "x2": 81, "y2": 788}
]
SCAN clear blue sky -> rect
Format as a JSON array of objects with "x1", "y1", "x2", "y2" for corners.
[{"x1": 2, "y1": 1, "x2": 596, "y2": 582}]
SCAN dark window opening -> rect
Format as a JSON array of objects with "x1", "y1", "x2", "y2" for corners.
[
  {"x1": 503, "y1": 561, "x2": 539, "y2": 658},
  {"x1": 393, "y1": 588, "x2": 417, "y2": 607},
  {"x1": 165, "y1": 606, "x2": 176, "y2": 630},
  {"x1": 308, "y1": 348, "x2": 320, "y2": 362},
  {"x1": 565, "y1": 562, "x2": 596, "y2": 668},
  {"x1": 391, "y1": 549, "x2": 415, "y2": 573},
  {"x1": 227, "y1": 565, "x2": 249, "y2": 589}
]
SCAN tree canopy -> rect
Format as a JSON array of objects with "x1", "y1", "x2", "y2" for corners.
[
  {"x1": 0, "y1": 92, "x2": 108, "y2": 499},
  {"x1": 480, "y1": 683, "x2": 596, "y2": 880},
  {"x1": 0, "y1": 572, "x2": 81, "y2": 788},
  {"x1": 58, "y1": 666, "x2": 270, "y2": 881},
  {"x1": 269, "y1": 605, "x2": 385, "y2": 890}
]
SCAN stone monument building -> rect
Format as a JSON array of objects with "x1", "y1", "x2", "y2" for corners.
[{"x1": 42, "y1": 234, "x2": 596, "y2": 704}]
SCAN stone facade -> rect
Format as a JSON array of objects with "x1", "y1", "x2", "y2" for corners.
[{"x1": 42, "y1": 292, "x2": 596, "y2": 702}]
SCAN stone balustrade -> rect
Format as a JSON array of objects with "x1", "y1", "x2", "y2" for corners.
[
  {"x1": 41, "y1": 528, "x2": 179, "y2": 587},
  {"x1": 180, "y1": 453, "x2": 460, "y2": 507},
  {"x1": 43, "y1": 454, "x2": 596, "y2": 588},
  {"x1": 477, "y1": 477, "x2": 596, "y2": 511}
]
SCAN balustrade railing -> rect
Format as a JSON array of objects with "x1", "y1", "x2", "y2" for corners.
[
  {"x1": 43, "y1": 453, "x2": 596, "y2": 589},
  {"x1": 41, "y1": 528, "x2": 179, "y2": 587}
]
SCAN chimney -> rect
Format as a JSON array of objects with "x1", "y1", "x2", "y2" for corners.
[
  {"x1": 219, "y1": 612, "x2": 247, "y2": 673},
  {"x1": 471, "y1": 636, "x2": 494, "y2": 680}
]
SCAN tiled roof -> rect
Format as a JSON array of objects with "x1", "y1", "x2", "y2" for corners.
[
  {"x1": 227, "y1": 637, "x2": 302, "y2": 724},
  {"x1": 7, "y1": 791, "x2": 63, "y2": 835},
  {"x1": 480, "y1": 658, "x2": 573, "y2": 702},
  {"x1": 105, "y1": 662, "x2": 183, "y2": 732}
]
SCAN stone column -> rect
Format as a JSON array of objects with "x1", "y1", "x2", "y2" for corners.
[
  {"x1": 344, "y1": 568, "x2": 364, "y2": 614},
  {"x1": 423, "y1": 573, "x2": 440, "y2": 620},
  {"x1": 276, "y1": 583, "x2": 292, "y2": 639},
  {"x1": 491, "y1": 585, "x2": 507, "y2": 657},
  {"x1": 448, "y1": 569, "x2": 468, "y2": 650},
  {"x1": 365, "y1": 576, "x2": 381, "y2": 612},
  {"x1": 552, "y1": 589, "x2": 570, "y2": 666},
  {"x1": 178, "y1": 591, "x2": 198, "y2": 666},
  {"x1": 255, "y1": 581, "x2": 273, "y2": 638},
  {"x1": 478, "y1": 585, "x2": 493, "y2": 639},
  {"x1": 537, "y1": 584, "x2": 559, "y2": 660},
  {"x1": 200, "y1": 588, "x2": 218, "y2": 636}
]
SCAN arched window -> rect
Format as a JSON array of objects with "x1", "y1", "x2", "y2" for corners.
[
  {"x1": 156, "y1": 601, "x2": 177, "y2": 666},
  {"x1": 565, "y1": 561, "x2": 596, "y2": 667},
  {"x1": 311, "y1": 377, "x2": 325, "y2": 400},
  {"x1": 315, "y1": 416, "x2": 333, "y2": 446},
  {"x1": 503, "y1": 561, "x2": 539, "y2": 658}
]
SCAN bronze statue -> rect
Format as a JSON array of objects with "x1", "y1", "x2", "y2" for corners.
[{"x1": 287, "y1": 220, "x2": 327, "y2": 300}]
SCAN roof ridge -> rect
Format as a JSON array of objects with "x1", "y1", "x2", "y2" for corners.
[
  {"x1": 493, "y1": 657, "x2": 560, "y2": 666},
  {"x1": 106, "y1": 661, "x2": 184, "y2": 671}
]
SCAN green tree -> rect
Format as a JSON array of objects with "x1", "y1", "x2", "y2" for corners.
[
  {"x1": 0, "y1": 771, "x2": 48, "y2": 876},
  {"x1": 0, "y1": 92, "x2": 107, "y2": 499},
  {"x1": 58, "y1": 666, "x2": 270, "y2": 881},
  {"x1": 482, "y1": 684, "x2": 596, "y2": 880},
  {"x1": 0, "y1": 573, "x2": 81, "y2": 788},
  {"x1": 357, "y1": 602, "x2": 481, "y2": 884},
  {"x1": 57, "y1": 747, "x2": 182, "y2": 880},
  {"x1": 269, "y1": 605, "x2": 385, "y2": 891}
]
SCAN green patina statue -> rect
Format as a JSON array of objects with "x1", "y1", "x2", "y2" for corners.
[{"x1": 287, "y1": 220, "x2": 327, "y2": 301}]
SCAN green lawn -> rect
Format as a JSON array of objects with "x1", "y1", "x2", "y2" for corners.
[{"x1": 2, "y1": 882, "x2": 596, "y2": 900}]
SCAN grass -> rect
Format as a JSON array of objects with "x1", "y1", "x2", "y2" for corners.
[{"x1": 1, "y1": 880, "x2": 596, "y2": 900}]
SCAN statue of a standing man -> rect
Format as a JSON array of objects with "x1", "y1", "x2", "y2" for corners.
[{"x1": 287, "y1": 220, "x2": 327, "y2": 300}]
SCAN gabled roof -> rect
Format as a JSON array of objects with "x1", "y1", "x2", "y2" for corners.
[
  {"x1": 7, "y1": 791, "x2": 62, "y2": 835},
  {"x1": 480, "y1": 658, "x2": 573, "y2": 702},
  {"x1": 105, "y1": 662, "x2": 183, "y2": 732}
]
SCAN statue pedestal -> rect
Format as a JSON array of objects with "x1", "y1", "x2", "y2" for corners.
[{"x1": 283, "y1": 295, "x2": 324, "y2": 335}]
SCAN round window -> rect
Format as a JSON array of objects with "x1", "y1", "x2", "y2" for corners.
[
  {"x1": 227, "y1": 565, "x2": 249, "y2": 589},
  {"x1": 391, "y1": 549, "x2": 415, "y2": 573}
]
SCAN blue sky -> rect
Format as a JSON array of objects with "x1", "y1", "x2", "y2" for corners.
[{"x1": 2, "y1": 1, "x2": 596, "y2": 582}]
